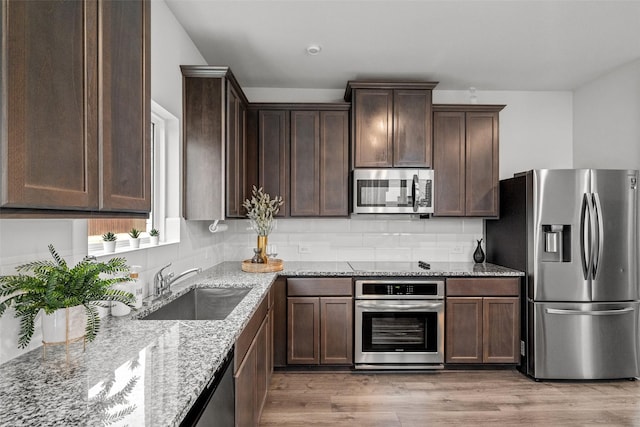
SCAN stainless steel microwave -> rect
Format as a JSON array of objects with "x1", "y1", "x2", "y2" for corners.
[{"x1": 353, "y1": 169, "x2": 434, "y2": 214}]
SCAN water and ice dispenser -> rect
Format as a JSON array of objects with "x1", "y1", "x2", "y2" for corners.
[{"x1": 541, "y1": 225, "x2": 571, "y2": 262}]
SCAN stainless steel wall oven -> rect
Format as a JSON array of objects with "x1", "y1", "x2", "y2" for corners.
[{"x1": 354, "y1": 279, "x2": 445, "y2": 369}]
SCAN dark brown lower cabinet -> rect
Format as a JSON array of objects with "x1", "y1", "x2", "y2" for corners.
[
  {"x1": 287, "y1": 297, "x2": 320, "y2": 364},
  {"x1": 445, "y1": 278, "x2": 520, "y2": 364},
  {"x1": 286, "y1": 277, "x2": 353, "y2": 366},
  {"x1": 234, "y1": 293, "x2": 271, "y2": 426},
  {"x1": 287, "y1": 296, "x2": 353, "y2": 365}
]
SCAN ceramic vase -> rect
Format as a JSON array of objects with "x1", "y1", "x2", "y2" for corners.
[
  {"x1": 129, "y1": 237, "x2": 140, "y2": 249},
  {"x1": 41, "y1": 305, "x2": 86, "y2": 344},
  {"x1": 150, "y1": 236, "x2": 159, "y2": 246},
  {"x1": 473, "y1": 239, "x2": 485, "y2": 263}
]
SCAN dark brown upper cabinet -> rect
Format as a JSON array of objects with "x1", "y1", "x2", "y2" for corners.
[
  {"x1": 433, "y1": 105, "x2": 504, "y2": 217},
  {"x1": 253, "y1": 103, "x2": 350, "y2": 218},
  {"x1": 258, "y1": 109, "x2": 290, "y2": 217},
  {"x1": 345, "y1": 81, "x2": 437, "y2": 168},
  {"x1": 0, "y1": 0, "x2": 150, "y2": 216},
  {"x1": 181, "y1": 66, "x2": 249, "y2": 220},
  {"x1": 290, "y1": 109, "x2": 350, "y2": 217}
]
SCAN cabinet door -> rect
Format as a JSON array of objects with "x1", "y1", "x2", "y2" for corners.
[
  {"x1": 290, "y1": 111, "x2": 320, "y2": 216},
  {"x1": 99, "y1": 0, "x2": 150, "y2": 212},
  {"x1": 319, "y1": 111, "x2": 349, "y2": 216},
  {"x1": 2, "y1": 0, "x2": 99, "y2": 210},
  {"x1": 393, "y1": 90, "x2": 432, "y2": 167},
  {"x1": 226, "y1": 84, "x2": 246, "y2": 218},
  {"x1": 272, "y1": 277, "x2": 287, "y2": 368},
  {"x1": 445, "y1": 297, "x2": 483, "y2": 363},
  {"x1": 255, "y1": 315, "x2": 269, "y2": 417},
  {"x1": 465, "y1": 112, "x2": 499, "y2": 217},
  {"x1": 353, "y1": 89, "x2": 393, "y2": 167},
  {"x1": 433, "y1": 111, "x2": 466, "y2": 216},
  {"x1": 259, "y1": 110, "x2": 289, "y2": 216},
  {"x1": 287, "y1": 297, "x2": 319, "y2": 364},
  {"x1": 183, "y1": 76, "x2": 225, "y2": 220},
  {"x1": 320, "y1": 297, "x2": 353, "y2": 365},
  {"x1": 234, "y1": 337, "x2": 257, "y2": 427},
  {"x1": 483, "y1": 297, "x2": 519, "y2": 363}
]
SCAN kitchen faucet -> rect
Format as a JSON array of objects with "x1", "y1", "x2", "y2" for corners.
[{"x1": 153, "y1": 263, "x2": 202, "y2": 297}]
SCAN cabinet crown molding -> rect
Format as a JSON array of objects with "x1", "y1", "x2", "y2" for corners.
[
  {"x1": 344, "y1": 80, "x2": 439, "y2": 101},
  {"x1": 433, "y1": 104, "x2": 506, "y2": 112}
]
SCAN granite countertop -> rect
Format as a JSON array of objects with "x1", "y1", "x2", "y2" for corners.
[{"x1": 0, "y1": 261, "x2": 522, "y2": 426}]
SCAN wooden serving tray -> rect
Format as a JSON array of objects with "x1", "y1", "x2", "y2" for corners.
[{"x1": 241, "y1": 259, "x2": 284, "y2": 273}]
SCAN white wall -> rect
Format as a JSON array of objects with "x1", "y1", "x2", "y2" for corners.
[
  {"x1": 573, "y1": 58, "x2": 640, "y2": 169},
  {"x1": 0, "y1": 0, "x2": 218, "y2": 365}
]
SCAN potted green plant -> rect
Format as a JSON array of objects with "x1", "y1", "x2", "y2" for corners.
[
  {"x1": 0, "y1": 244, "x2": 135, "y2": 348},
  {"x1": 149, "y1": 228, "x2": 160, "y2": 246},
  {"x1": 128, "y1": 228, "x2": 142, "y2": 249},
  {"x1": 242, "y1": 186, "x2": 283, "y2": 263},
  {"x1": 102, "y1": 231, "x2": 117, "y2": 253}
]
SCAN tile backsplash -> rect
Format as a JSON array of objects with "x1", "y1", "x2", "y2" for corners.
[{"x1": 224, "y1": 216, "x2": 484, "y2": 263}]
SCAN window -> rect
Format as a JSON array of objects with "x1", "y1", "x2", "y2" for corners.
[{"x1": 88, "y1": 101, "x2": 180, "y2": 254}]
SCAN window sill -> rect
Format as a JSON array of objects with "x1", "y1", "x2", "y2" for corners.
[{"x1": 89, "y1": 239, "x2": 180, "y2": 258}]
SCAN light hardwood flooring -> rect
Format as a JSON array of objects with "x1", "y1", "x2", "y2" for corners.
[{"x1": 259, "y1": 369, "x2": 640, "y2": 426}]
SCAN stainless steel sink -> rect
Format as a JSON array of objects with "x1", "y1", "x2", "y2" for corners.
[{"x1": 141, "y1": 287, "x2": 251, "y2": 320}]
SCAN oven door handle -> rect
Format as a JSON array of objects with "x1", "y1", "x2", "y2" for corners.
[{"x1": 356, "y1": 302, "x2": 443, "y2": 310}]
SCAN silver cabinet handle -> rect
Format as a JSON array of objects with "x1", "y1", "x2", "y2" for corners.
[{"x1": 546, "y1": 307, "x2": 634, "y2": 316}]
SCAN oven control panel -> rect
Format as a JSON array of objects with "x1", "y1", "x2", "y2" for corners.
[{"x1": 355, "y1": 280, "x2": 445, "y2": 299}]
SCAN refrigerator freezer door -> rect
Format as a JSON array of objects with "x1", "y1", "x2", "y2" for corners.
[
  {"x1": 590, "y1": 170, "x2": 639, "y2": 301},
  {"x1": 533, "y1": 169, "x2": 591, "y2": 301},
  {"x1": 531, "y1": 301, "x2": 640, "y2": 379}
]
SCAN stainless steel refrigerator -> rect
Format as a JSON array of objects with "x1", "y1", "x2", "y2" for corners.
[{"x1": 486, "y1": 169, "x2": 640, "y2": 380}]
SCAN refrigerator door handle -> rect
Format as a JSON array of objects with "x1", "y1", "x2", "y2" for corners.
[
  {"x1": 545, "y1": 307, "x2": 634, "y2": 316},
  {"x1": 580, "y1": 193, "x2": 592, "y2": 280},
  {"x1": 591, "y1": 193, "x2": 604, "y2": 280}
]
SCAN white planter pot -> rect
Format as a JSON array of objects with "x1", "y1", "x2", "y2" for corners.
[
  {"x1": 103, "y1": 241, "x2": 116, "y2": 253},
  {"x1": 129, "y1": 238, "x2": 140, "y2": 249},
  {"x1": 149, "y1": 236, "x2": 159, "y2": 246},
  {"x1": 42, "y1": 305, "x2": 87, "y2": 344}
]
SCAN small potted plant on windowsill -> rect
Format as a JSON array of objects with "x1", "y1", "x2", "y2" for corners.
[
  {"x1": 128, "y1": 228, "x2": 142, "y2": 249},
  {"x1": 0, "y1": 244, "x2": 135, "y2": 351},
  {"x1": 102, "y1": 232, "x2": 117, "y2": 253},
  {"x1": 149, "y1": 228, "x2": 160, "y2": 246}
]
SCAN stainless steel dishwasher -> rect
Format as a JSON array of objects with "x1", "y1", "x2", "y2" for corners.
[{"x1": 180, "y1": 349, "x2": 234, "y2": 427}]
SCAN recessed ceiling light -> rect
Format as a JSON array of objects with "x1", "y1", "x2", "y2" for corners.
[{"x1": 306, "y1": 44, "x2": 322, "y2": 56}]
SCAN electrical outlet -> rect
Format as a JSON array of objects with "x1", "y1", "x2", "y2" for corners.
[
  {"x1": 521, "y1": 340, "x2": 525, "y2": 356},
  {"x1": 298, "y1": 244, "x2": 311, "y2": 254},
  {"x1": 450, "y1": 245, "x2": 463, "y2": 254}
]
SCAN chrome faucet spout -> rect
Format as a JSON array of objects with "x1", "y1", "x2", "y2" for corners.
[
  {"x1": 153, "y1": 264, "x2": 201, "y2": 298},
  {"x1": 168, "y1": 267, "x2": 202, "y2": 287}
]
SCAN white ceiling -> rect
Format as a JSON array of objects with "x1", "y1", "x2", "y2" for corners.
[{"x1": 165, "y1": 0, "x2": 640, "y2": 92}]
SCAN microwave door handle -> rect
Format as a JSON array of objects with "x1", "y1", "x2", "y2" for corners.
[{"x1": 412, "y1": 174, "x2": 419, "y2": 212}]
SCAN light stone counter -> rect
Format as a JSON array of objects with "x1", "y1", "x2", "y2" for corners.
[{"x1": 0, "y1": 260, "x2": 522, "y2": 426}]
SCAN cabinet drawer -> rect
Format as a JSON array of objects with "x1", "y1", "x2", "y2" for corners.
[
  {"x1": 447, "y1": 278, "x2": 520, "y2": 297},
  {"x1": 287, "y1": 278, "x2": 353, "y2": 297}
]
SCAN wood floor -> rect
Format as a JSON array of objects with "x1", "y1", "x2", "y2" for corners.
[{"x1": 259, "y1": 369, "x2": 640, "y2": 426}]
